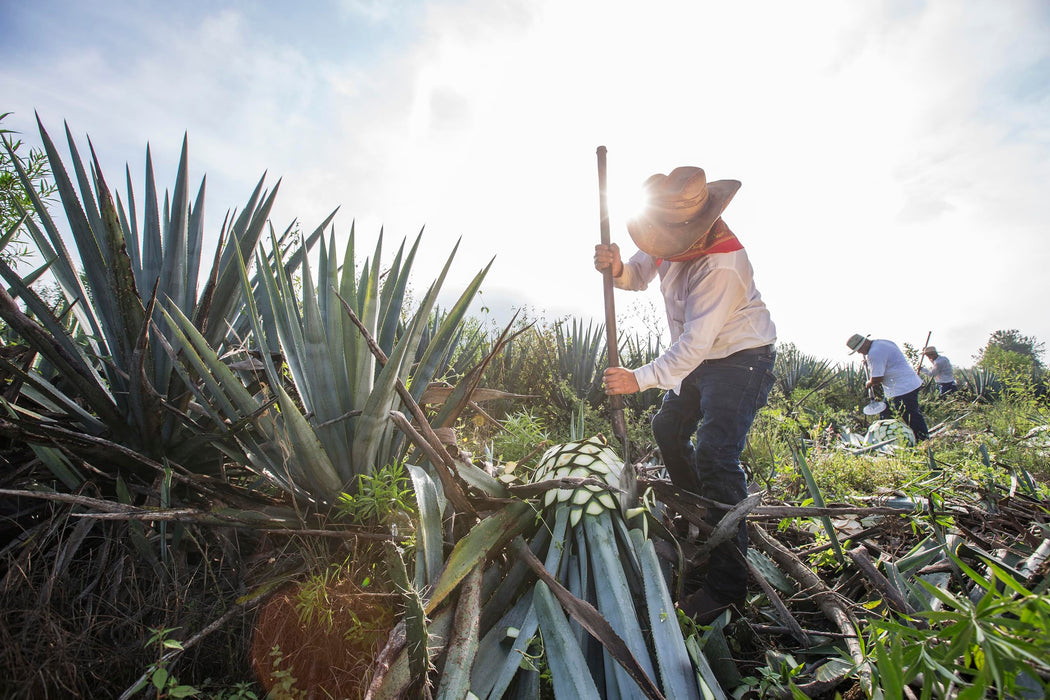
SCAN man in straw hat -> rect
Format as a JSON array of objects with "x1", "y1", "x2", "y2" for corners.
[
  {"x1": 919, "y1": 346, "x2": 957, "y2": 396},
  {"x1": 846, "y1": 333, "x2": 929, "y2": 440},
  {"x1": 594, "y1": 166, "x2": 777, "y2": 624}
]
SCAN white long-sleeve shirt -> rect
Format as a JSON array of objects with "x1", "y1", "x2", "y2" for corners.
[{"x1": 613, "y1": 248, "x2": 776, "y2": 393}]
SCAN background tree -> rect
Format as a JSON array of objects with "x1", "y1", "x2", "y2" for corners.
[{"x1": 975, "y1": 329, "x2": 1045, "y2": 381}]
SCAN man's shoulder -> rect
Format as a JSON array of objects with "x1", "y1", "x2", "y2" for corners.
[{"x1": 690, "y1": 249, "x2": 750, "y2": 275}]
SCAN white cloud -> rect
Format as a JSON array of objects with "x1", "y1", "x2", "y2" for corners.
[{"x1": 2, "y1": 0, "x2": 1048, "y2": 365}]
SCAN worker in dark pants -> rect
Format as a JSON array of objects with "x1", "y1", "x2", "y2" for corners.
[
  {"x1": 595, "y1": 166, "x2": 777, "y2": 624},
  {"x1": 920, "y1": 346, "x2": 958, "y2": 396},
  {"x1": 847, "y1": 333, "x2": 929, "y2": 441}
]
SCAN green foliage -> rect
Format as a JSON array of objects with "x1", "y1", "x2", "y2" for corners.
[
  {"x1": 491, "y1": 408, "x2": 551, "y2": 465},
  {"x1": 207, "y1": 682, "x2": 259, "y2": 700},
  {"x1": 973, "y1": 329, "x2": 1046, "y2": 396},
  {"x1": 861, "y1": 556, "x2": 1050, "y2": 699},
  {"x1": 0, "y1": 118, "x2": 314, "y2": 483},
  {"x1": 0, "y1": 112, "x2": 57, "y2": 264},
  {"x1": 773, "y1": 342, "x2": 835, "y2": 399},
  {"x1": 979, "y1": 345, "x2": 1039, "y2": 382},
  {"x1": 265, "y1": 645, "x2": 304, "y2": 700},
  {"x1": 481, "y1": 313, "x2": 560, "y2": 411},
  {"x1": 554, "y1": 317, "x2": 606, "y2": 408},
  {"x1": 166, "y1": 225, "x2": 492, "y2": 505},
  {"x1": 335, "y1": 461, "x2": 417, "y2": 526},
  {"x1": 418, "y1": 306, "x2": 490, "y2": 382},
  {"x1": 294, "y1": 567, "x2": 341, "y2": 634},
  {"x1": 977, "y1": 329, "x2": 1045, "y2": 371},
  {"x1": 137, "y1": 627, "x2": 200, "y2": 699},
  {"x1": 736, "y1": 650, "x2": 807, "y2": 698}
]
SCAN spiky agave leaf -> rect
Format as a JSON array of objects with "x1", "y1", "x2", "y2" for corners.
[
  {"x1": 555, "y1": 318, "x2": 606, "y2": 407},
  {"x1": 0, "y1": 119, "x2": 325, "y2": 479},
  {"x1": 161, "y1": 223, "x2": 496, "y2": 504},
  {"x1": 369, "y1": 433, "x2": 711, "y2": 698}
]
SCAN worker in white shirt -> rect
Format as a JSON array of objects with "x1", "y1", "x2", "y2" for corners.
[
  {"x1": 919, "y1": 346, "x2": 957, "y2": 396},
  {"x1": 846, "y1": 334, "x2": 930, "y2": 440},
  {"x1": 594, "y1": 166, "x2": 776, "y2": 624}
]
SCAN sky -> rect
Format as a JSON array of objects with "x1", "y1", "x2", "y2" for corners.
[{"x1": 2, "y1": 0, "x2": 1048, "y2": 368}]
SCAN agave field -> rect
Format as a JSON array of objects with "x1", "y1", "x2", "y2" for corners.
[{"x1": 1, "y1": 121, "x2": 1049, "y2": 699}]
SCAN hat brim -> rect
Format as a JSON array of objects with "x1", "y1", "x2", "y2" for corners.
[
  {"x1": 847, "y1": 334, "x2": 870, "y2": 354},
  {"x1": 626, "y1": 179, "x2": 741, "y2": 259}
]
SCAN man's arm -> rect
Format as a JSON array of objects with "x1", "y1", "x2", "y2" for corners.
[{"x1": 632, "y1": 266, "x2": 744, "y2": 391}]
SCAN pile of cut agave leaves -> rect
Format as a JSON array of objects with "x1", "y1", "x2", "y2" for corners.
[{"x1": 364, "y1": 433, "x2": 1050, "y2": 700}]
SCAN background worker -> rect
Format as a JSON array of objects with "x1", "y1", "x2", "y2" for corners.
[
  {"x1": 920, "y1": 346, "x2": 957, "y2": 395},
  {"x1": 846, "y1": 333, "x2": 929, "y2": 441},
  {"x1": 594, "y1": 166, "x2": 776, "y2": 624}
]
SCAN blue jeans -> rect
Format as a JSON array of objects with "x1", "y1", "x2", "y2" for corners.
[
  {"x1": 879, "y1": 387, "x2": 929, "y2": 441},
  {"x1": 651, "y1": 346, "x2": 776, "y2": 602}
]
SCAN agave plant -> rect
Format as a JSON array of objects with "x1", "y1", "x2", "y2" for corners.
[
  {"x1": 620, "y1": 330, "x2": 664, "y2": 415},
  {"x1": 774, "y1": 342, "x2": 835, "y2": 398},
  {"x1": 415, "y1": 307, "x2": 491, "y2": 383},
  {"x1": 163, "y1": 223, "x2": 493, "y2": 504},
  {"x1": 836, "y1": 362, "x2": 867, "y2": 397},
  {"x1": 555, "y1": 318, "x2": 606, "y2": 408},
  {"x1": 0, "y1": 118, "x2": 324, "y2": 482},
  {"x1": 958, "y1": 367, "x2": 1001, "y2": 402},
  {"x1": 371, "y1": 435, "x2": 718, "y2": 699}
]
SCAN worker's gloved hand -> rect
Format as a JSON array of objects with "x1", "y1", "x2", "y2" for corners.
[{"x1": 593, "y1": 243, "x2": 623, "y2": 277}]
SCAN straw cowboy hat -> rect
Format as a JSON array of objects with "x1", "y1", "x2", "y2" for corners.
[
  {"x1": 846, "y1": 333, "x2": 870, "y2": 354},
  {"x1": 626, "y1": 166, "x2": 741, "y2": 259}
]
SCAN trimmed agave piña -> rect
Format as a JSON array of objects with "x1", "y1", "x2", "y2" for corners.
[
  {"x1": 531, "y1": 435, "x2": 623, "y2": 527},
  {"x1": 373, "y1": 435, "x2": 718, "y2": 699}
]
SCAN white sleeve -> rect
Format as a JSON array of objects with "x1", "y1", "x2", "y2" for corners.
[
  {"x1": 613, "y1": 249, "x2": 658, "y2": 291},
  {"x1": 632, "y1": 267, "x2": 744, "y2": 391}
]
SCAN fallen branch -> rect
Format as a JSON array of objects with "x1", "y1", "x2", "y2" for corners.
[
  {"x1": 337, "y1": 294, "x2": 476, "y2": 517},
  {"x1": 117, "y1": 583, "x2": 270, "y2": 700},
  {"x1": 848, "y1": 545, "x2": 925, "y2": 625},
  {"x1": 746, "y1": 557, "x2": 810, "y2": 646},
  {"x1": 749, "y1": 522, "x2": 869, "y2": 694}
]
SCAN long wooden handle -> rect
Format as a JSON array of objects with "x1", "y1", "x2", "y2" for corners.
[
  {"x1": 915, "y1": 331, "x2": 932, "y2": 371},
  {"x1": 596, "y1": 146, "x2": 627, "y2": 443},
  {"x1": 596, "y1": 146, "x2": 621, "y2": 372}
]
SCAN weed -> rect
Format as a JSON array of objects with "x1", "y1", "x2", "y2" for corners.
[
  {"x1": 129, "y1": 627, "x2": 200, "y2": 699},
  {"x1": 491, "y1": 409, "x2": 550, "y2": 464},
  {"x1": 265, "y1": 645, "x2": 304, "y2": 700},
  {"x1": 335, "y1": 461, "x2": 416, "y2": 527},
  {"x1": 859, "y1": 556, "x2": 1050, "y2": 699}
]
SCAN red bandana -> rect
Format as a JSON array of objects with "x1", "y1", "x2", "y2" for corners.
[{"x1": 658, "y1": 218, "x2": 743, "y2": 264}]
